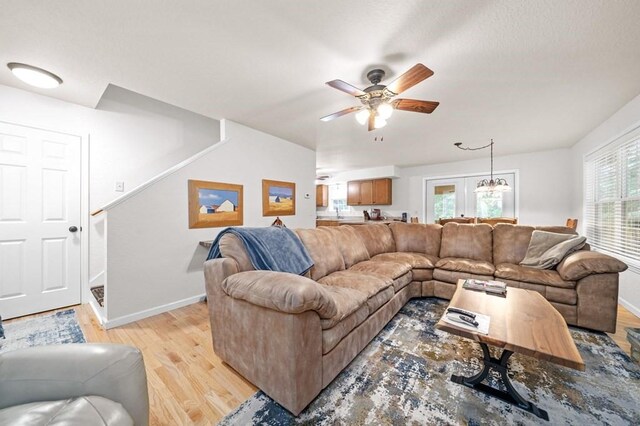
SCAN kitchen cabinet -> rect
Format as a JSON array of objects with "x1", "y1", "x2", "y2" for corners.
[
  {"x1": 316, "y1": 184, "x2": 328, "y2": 207},
  {"x1": 347, "y1": 178, "x2": 392, "y2": 205}
]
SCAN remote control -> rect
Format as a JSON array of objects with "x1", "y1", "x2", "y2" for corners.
[
  {"x1": 446, "y1": 313, "x2": 479, "y2": 328},
  {"x1": 446, "y1": 307, "x2": 476, "y2": 319}
]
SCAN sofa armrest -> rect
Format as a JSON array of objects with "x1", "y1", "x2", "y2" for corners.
[
  {"x1": 0, "y1": 343, "x2": 149, "y2": 426},
  {"x1": 222, "y1": 271, "x2": 337, "y2": 319},
  {"x1": 557, "y1": 250, "x2": 628, "y2": 281}
]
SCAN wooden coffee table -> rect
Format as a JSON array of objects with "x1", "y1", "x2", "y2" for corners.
[{"x1": 436, "y1": 280, "x2": 585, "y2": 421}]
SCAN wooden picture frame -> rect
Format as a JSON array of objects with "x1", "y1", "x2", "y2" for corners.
[
  {"x1": 188, "y1": 180, "x2": 243, "y2": 228},
  {"x1": 262, "y1": 179, "x2": 296, "y2": 216}
]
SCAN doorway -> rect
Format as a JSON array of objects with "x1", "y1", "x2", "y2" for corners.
[
  {"x1": 0, "y1": 122, "x2": 82, "y2": 319},
  {"x1": 425, "y1": 172, "x2": 516, "y2": 224}
]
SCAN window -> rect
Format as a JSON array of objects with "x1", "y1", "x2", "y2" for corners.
[
  {"x1": 585, "y1": 130, "x2": 640, "y2": 262},
  {"x1": 328, "y1": 183, "x2": 348, "y2": 212},
  {"x1": 433, "y1": 184, "x2": 456, "y2": 219},
  {"x1": 476, "y1": 191, "x2": 503, "y2": 217}
]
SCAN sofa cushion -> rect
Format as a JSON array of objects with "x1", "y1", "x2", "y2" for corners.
[
  {"x1": 501, "y1": 279, "x2": 578, "y2": 305},
  {"x1": 492, "y1": 224, "x2": 536, "y2": 265},
  {"x1": 325, "y1": 226, "x2": 370, "y2": 268},
  {"x1": 432, "y1": 269, "x2": 494, "y2": 284},
  {"x1": 412, "y1": 269, "x2": 433, "y2": 281},
  {"x1": 435, "y1": 257, "x2": 495, "y2": 275},
  {"x1": 389, "y1": 223, "x2": 442, "y2": 256},
  {"x1": 439, "y1": 223, "x2": 493, "y2": 262},
  {"x1": 392, "y1": 273, "x2": 413, "y2": 292},
  {"x1": 351, "y1": 224, "x2": 396, "y2": 257},
  {"x1": 319, "y1": 286, "x2": 369, "y2": 329},
  {"x1": 494, "y1": 263, "x2": 576, "y2": 289},
  {"x1": 367, "y1": 287, "x2": 395, "y2": 313},
  {"x1": 371, "y1": 252, "x2": 438, "y2": 269},
  {"x1": 296, "y1": 228, "x2": 345, "y2": 281},
  {"x1": 219, "y1": 233, "x2": 255, "y2": 272},
  {"x1": 222, "y1": 271, "x2": 338, "y2": 319},
  {"x1": 349, "y1": 260, "x2": 411, "y2": 280},
  {"x1": 556, "y1": 250, "x2": 628, "y2": 281},
  {"x1": 318, "y1": 270, "x2": 393, "y2": 299},
  {"x1": 0, "y1": 396, "x2": 133, "y2": 426},
  {"x1": 322, "y1": 305, "x2": 370, "y2": 354}
]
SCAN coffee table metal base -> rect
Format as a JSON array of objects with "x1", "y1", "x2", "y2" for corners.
[{"x1": 451, "y1": 342, "x2": 549, "y2": 421}]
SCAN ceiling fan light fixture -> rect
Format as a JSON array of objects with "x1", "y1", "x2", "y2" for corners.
[
  {"x1": 355, "y1": 109, "x2": 370, "y2": 125},
  {"x1": 7, "y1": 62, "x2": 62, "y2": 89},
  {"x1": 377, "y1": 102, "x2": 393, "y2": 120},
  {"x1": 374, "y1": 115, "x2": 387, "y2": 129}
]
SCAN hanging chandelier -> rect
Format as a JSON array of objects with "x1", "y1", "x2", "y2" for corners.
[{"x1": 454, "y1": 139, "x2": 511, "y2": 193}]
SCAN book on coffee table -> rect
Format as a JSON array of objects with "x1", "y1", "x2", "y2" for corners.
[{"x1": 463, "y1": 279, "x2": 507, "y2": 295}]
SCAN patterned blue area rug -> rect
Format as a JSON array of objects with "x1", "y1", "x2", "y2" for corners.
[
  {"x1": 220, "y1": 299, "x2": 640, "y2": 425},
  {"x1": 0, "y1": 309, "x2": 85, "y2": 354}
]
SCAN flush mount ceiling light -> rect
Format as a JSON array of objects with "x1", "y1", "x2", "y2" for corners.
[
  {"x1": 7, "y1": 62, "x2": 63, "y2": 89},
  {"x1": 455, "y1": 139, "x2": 512, "y2": 193},
  {"x1": 320, "y1": 64, "x2": 439, "y2": 131}
]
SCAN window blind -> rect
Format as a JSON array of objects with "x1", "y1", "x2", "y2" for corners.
[{"x1": 585, "y1": 131, "x2": 640, "y2": 262}]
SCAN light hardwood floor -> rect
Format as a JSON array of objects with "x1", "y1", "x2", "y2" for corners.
[
  {"x1": 6, "y1": 302, "x2": 639, "y2": 425},
  {"x1": 74, "y1": 303, "x2": 257, "y2": 425}
]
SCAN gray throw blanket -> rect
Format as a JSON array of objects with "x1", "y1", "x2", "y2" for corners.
[
  {"x1": 206, "y1": 226, "x2": 314, "y2": 275},
  {"x1": 520, "y1": 230, "x2": 587, "y2": 269}
]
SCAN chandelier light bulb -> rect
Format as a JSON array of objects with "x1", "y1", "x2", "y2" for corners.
[
  {"x1": 377, "y1": 102, "x2": 394, "y2": 120},
  {"x1": 7, "y1": 63, "x2": 62, "y2": 89},
  {"x1": 355, "y1": 109, "x2": 370, "y2": 125}
]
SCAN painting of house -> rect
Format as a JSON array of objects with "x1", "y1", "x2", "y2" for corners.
[
  {"x1": 262, "y1": 179, "x2": 295, "y2": 216},
  {"x1": 189, "y1": 180, "x2": 243, "y2": 228}
]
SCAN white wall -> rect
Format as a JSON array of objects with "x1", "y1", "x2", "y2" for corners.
[
  {"x1": 570, "y1": 93, "x2": 640, "y2": 316},
  {"x1": 392, "y1": 148, "x2": 574, "y2": 226},
  {"x1": 0, "y1": 83, "x2": 220, "y2": 299},
  {"x1": 104, "y1": 120, "x2": 316, "y2": 324}
]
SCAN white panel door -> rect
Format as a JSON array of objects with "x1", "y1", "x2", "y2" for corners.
[{"x1": 0, "y1": 122, "x2": 81, "y2": 319}]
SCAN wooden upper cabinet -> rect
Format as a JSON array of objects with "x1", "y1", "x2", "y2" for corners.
[
  {"x1": 347, "y1": 181, "x2": 360, "y2": 205},
  {"x1": 316, "y1": 184, "x2": 328, "y2": 207},
  {"x1": 346, "y1": 178, "x2": 392, "y2": 205},
  {"x1": 359, "y1": 180, "x2": 373, "y2": 205},
  {"x1": 373, "y1": 178, "x2": 392, "y2": 205}
]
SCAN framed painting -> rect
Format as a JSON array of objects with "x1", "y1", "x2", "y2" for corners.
[
  {"x1": 188, "y1": 180, "x2": 243, "y2": 228},
  {"x1": 262, "y1": 179, "x2": 296, "y2": 216}
]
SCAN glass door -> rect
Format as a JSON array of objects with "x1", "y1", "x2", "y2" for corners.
[
  {"x1": 425, "y1": 178, "x2": 466, "y2": 224},
  {"x1": 426, "y1": 173, "x2": 516, "y2": 223}
]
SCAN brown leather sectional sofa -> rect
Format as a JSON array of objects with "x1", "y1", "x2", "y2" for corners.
[{"x1": 203, "y1": 222, "x2": 627, "y2": 415}]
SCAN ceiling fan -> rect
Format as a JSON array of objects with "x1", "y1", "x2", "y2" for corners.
[{"x1": 320, "y1": 63, "x2": 439, "y2": 131}]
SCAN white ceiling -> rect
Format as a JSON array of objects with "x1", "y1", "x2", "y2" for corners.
[{"x1": 2, "y1": 1, "x2": 640, "y2": 173}]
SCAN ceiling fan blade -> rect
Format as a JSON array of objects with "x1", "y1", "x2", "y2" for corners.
[
  {"x1": 320, "y1": 106, "x2": 363, "y2": 122},
  {"x1": 385, "y1": 64, "x2": 434, "y2": 95},
  {"x1": 326, "y1": 79, "x2": 366, "y2": 97},
  {"x1": 368, "y1": 111, "x2": 375, "y2": 131},
  {"x1": 392, "y1": 98, "x2": 439, "y2": 114}
]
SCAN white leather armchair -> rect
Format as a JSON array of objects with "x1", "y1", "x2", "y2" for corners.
[{"x1": 0, "y1": 344, "x2": 149, "y2": 425}]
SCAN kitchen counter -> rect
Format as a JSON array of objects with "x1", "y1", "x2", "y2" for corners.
[{"x1": 315, "y1": 218, "x2": 401, "y2": 227}]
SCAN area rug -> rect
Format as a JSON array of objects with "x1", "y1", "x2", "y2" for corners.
[
  {"x1": 0, "y1": 309, "x2": 86, "y2": 354},
  {"x1": 220, "y1": 299, "x2": 640, "y2": 425}
]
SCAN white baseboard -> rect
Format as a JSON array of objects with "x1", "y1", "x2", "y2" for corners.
[
  {"x1": 89, "y1": 271, "x2": 105, "y2": 287},
  {"x1": 619, "y1": 297, "x2": 640, "y2": 318},
  {"x1": 103, "y1": 294, "x2": 206, "y2": 329},
  {"x1": 88, "y1": 298, "x2": 106, "y2": 326}
]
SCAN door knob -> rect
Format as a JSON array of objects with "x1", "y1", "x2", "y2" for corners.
[{"x1": 69, "y1": 226, "x2": 78, "y2": 233}]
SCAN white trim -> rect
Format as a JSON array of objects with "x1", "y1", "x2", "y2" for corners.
[
  {"x1": 95, "y1": 138, "x2": 231, "y2": 213},
  {"x1": 421, "y1": 169, "x2": 520, "y2": 223},
  {"x1": 89, "y1": 271, "x2": 105, "y2": 287},
  {"x1": 88, "y1": 299, "x2": 106, "y2": 326},
  {"x1": 81, "y1": 132, "x2": 91, "y2": 304},
  {"x1": 619, "y1": 297, "x2": 640, "y2": 319},
  {"x1": 103, "y1": 294, "x2": 206, "y2": 329},
  {"x1": 584, "y1": 120, "x2": 640, "y2": 160}
]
